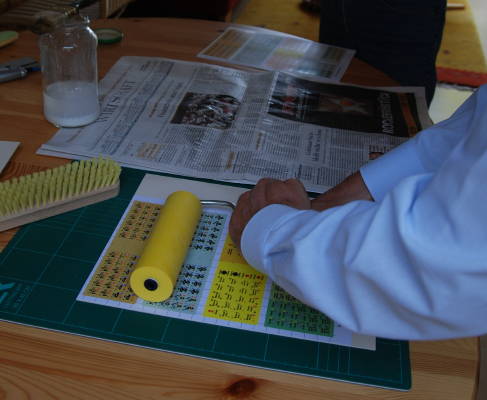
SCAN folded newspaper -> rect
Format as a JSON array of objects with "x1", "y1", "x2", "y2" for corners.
[
  {"x1": 197, "y1": 26, "x2": 355, "y2": 81},
  {"x1": 38, "y1": 56, "x2": 431, "y2": 193}
]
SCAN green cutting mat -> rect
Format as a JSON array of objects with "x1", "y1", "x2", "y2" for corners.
[{"x1": 0, "y1": 167, "x2": 411, "y2": 390}]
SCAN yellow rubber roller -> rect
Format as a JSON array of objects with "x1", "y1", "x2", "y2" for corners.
[{"x1": 129, "y1": 191, "x2": 202, "y2": 302}]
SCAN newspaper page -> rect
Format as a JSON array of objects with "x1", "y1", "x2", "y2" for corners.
[
  {"x1": 198, "y1": 26, "x2": 355, "y2": 82},
  {"x1": 38, "y1": 56, "x2": 431, "y2": 194}
]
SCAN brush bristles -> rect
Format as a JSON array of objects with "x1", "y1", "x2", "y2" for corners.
[{"x1": 0, "y1": 158, "x2": 121, "y2": 217}]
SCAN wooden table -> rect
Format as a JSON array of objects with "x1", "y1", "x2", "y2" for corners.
[{"x1": 0, "y1": 18, "x2": 479, "y2": 400}]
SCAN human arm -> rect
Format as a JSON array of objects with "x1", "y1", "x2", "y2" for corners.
[
  {"x1": 310, "y1": 171, "x2": 372, "y2": 211},
  {"x1": 229, "y1": 178, "x2": 310, "y2": 248},
  {"x1": 359, "y1": 88, "x2": 481, "y2": 202},
  {"x1": 234, "y1": 86, "x2": 487, "y2": 340}
]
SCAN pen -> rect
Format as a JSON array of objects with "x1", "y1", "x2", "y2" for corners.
[{"x1": 0, "y1": 67, "x2": 27, "y2": 83}]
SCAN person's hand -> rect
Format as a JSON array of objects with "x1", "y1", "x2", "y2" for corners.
[
  {"x1": 229, "y1": 178, "x2": 311, "y2": 248},
  {"x1": 311, "y1": 171, "x2": 373, "y2": 211}
]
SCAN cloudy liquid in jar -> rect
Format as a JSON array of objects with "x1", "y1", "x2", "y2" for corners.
[{"x1": 43, "y1": 80, "x2": 100, "y2": 127}]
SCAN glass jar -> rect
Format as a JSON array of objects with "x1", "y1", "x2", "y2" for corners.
[{"x1": 39, "y1": 14, "x2": 100, "y2": 128}]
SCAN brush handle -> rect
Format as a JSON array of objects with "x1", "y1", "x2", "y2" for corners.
[{"x1": 0, "y1": 183, "x2": 119, "y2": 232}]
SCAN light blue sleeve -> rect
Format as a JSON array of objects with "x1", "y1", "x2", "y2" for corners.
[
  {"x1": 360, "y1": 87, "x2": 482, "y2": 201},
  {"x1": 241, "y1": 85, "x2": 487, "y2": 340}
]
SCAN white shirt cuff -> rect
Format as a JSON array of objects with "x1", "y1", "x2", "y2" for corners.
[{"x1": 241, "y1": 204, "x2": 296, "y2": 275}]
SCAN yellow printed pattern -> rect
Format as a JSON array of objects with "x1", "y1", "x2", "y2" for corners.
[
  {"x1": 83, "y1": 201, "x2": 160, "y2": 302},
  {"x1": 204, "y1": 237, "x2": 267, "y2": 324},
  {"x1": 118, "y1": 201, "x2": 161, "y2": 241},
  {"x1": 83, "y1": 250, "x2": 138, "y2": 303},
  {"x1": 219, "y1": 235, "x2": 247, "y2": 264}
]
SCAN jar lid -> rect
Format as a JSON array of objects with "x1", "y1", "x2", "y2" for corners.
[
  {"x1": 0, "y1": 31, "x2": 19, "y2": 48},
  {"x1": 94, "y1": 28, "x2": 124, "y2": 44}
]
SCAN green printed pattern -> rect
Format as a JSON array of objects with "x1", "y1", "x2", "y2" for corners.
[{"x1": 265, "y1": 284, "x2": 334, "y2": 336}]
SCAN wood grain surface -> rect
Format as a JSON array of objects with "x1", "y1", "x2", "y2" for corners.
[{"x1": 0, "y1": 18, "x2": 479, "y2": 400}]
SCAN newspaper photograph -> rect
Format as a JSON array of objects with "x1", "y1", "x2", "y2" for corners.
[
  {"x1": 198, "y1": 26, "x2": 355, "y2": 82},
  {"x1": 38, "y1": 56, "x2": 431, "y2": 194}
]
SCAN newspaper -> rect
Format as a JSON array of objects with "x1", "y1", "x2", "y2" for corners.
[
  {"x1": 38, "y1": 56, "x2": 432, "y2": 193},
  {"x1": 198, "y1": 26, "x2": 355, "y2": 81}
]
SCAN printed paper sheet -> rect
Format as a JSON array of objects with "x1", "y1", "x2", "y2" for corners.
[{"x1": 77, "y1": 174, "x2": 375, "y2": 350}]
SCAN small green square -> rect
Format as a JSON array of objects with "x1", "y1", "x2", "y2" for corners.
[
  {"x1": 20, "y1": 285, "x2": 75, "y2": 321},
  {"x1": 317, "y1": 343, "x2": 341, "y2": 372},
  {"x1": 114, "y1": 311, "x2": 169, "y2": 341},
  {"x1": 65, "y1": 301, "x2": 120, "y2": 331},
  {"x1": 39, "y1": 256, "x2": 93, "y2": 291},
  {"x1": 266, "y1": 336, "x2": 319, "y2": 368},
  {"x1": 15, "y1": 225, "x2": 68, "y2": 254},
  {"x1": 163, "y1": 319, "x2": 218, "y2": 351},
  {"x1": 57, "y1": 231, "x2": 108, "y2": 263},
  {"x1": 214, "y1": 327, "x2": 267, "y2": 359},
  {"x1": 78, "y1": 200, "x2": 126, "y2": 235},
  {"x1": 349, "y1": 340, "x2": 404, "y2": 382},
  {"x1": 0, "y1": 249, "x2": 51, "y2": 281}
]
